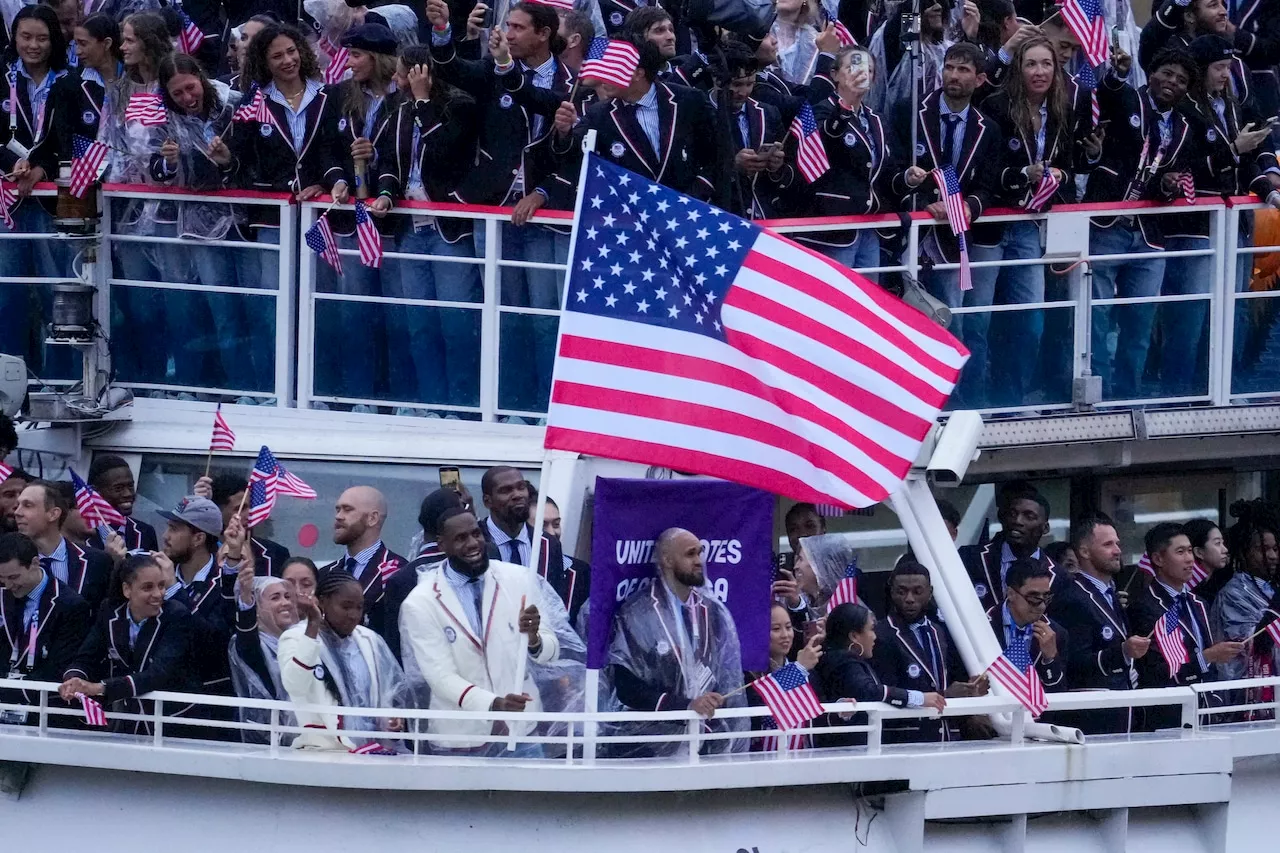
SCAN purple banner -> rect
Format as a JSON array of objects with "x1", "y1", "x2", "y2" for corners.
[{"x1": 588, "y1": 478, "x2": 773, "y2": 670}]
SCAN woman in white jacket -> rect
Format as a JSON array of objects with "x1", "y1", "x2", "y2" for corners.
[{"x1": 278, "y1": 571, "x2": 408, "y2": 751}]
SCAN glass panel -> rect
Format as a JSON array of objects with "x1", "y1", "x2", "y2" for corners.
[
  {"x1": 944, "y1": 305, "x2": 1074, "y2": 411},
  {"x1": 498, "y1": 310, "x2": 558, "y2": 416},
  {"x1": 111, "y1": 285, "x2": 276, "y2": 395},
  {"x1": 136, "y1": 454, "x2": 541, "y2": 560},
  {"x1": 484, "y1": 221, "x2": 569, "y2": 309},
  {"x1": 313, "y1": 298, "x2": 481, "y2": 413},
  {"x1": 1232, "y1": 291, "x2": 1280, "y2": 395}
]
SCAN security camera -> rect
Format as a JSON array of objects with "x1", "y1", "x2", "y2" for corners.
[
  {"x1": 926, "y1": 410, "x2": 982, "y2": 485},
  {"x1": 0, "y1": 355, "x2": 25, "y2": 418}
]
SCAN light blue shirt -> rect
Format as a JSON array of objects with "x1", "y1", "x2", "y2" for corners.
[
  {"x1": 1034, "y1": 101, "x2": 1048, "y2": 162},
  {"x1": 1000, "y1": 541, "x2": 1042, "y2": 589},
  {"x1": 338, "y1": 540, "x2": 384, "y2": 579},
  {"x1": 486, "y1": 517, "x2": 531, "y2": 566},
  {"x1": 16, "y1": 63, "x2": 64, "y2": 136},
  {"x1": 41, "y1": 539, "x2": 69, "y2": 585},
  {"x1": 266, "y1": 79, "x2": 323, "y2": 155},
  {"x1": 1156, "y1": 579, "x2": 1209, "y2": 674},
  {"x1": 633, "y1": 84, "x2": 662, "y2": 157},
  {"x1": 165, "y1": 556, "x2": 214, "y2": 600},
  {"x1": 127, "y1": 611, "x2": 147, "y2": 648},
  {"x1": 443, "y1": 562, "x2": 485, "y2": 635},
  {"x1": 21, "y1": 572, "x2": 50, "y2": 632},
  {"x1": 938, "y1": 100, "x2": 969, "y2": 171}
]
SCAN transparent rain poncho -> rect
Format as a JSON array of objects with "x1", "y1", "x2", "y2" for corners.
[
  {"x1": 799, "y1": 533, "x2": 861, "y2": 612},
  {"x1": 228, "y1": 577, "x2": 295, "y2": 745},
  {"x1": 317, "y1": 624, "x2": 410, "y2": 745},
  {"x1": 601, "y1": 576, "x2": 747, "y2": 758},
  {"x1": 161, "y1": 101, "x2": 240, "y2": 241},
  {"x1": 527, "y1": 573, "x2": 587, "y2": 743}
]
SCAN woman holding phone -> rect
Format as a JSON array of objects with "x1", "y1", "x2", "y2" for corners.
[
  {"x1": 745, "y1": 603, "x2": 824, "y2": 751},
  {"x1": 793, "y1": 46, "x2": 890, "y2": 279}
]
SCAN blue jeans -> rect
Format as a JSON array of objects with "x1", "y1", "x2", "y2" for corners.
[
  {"x1": 386, "y1": 223, "x2": 482, "y2": 406},
  {"x1": 112, "y1": 221, "x2": 191, "y2": 385},
  {"x1": 1090, "y1": 223, "x2": 1166, "y2": 400},
  {"x1": 922, "y1": 232, "x2": 1003, "y2": 406},
  {"x1": 314, "y1": 230, "x2": 382, "y2": 401},
  {"x1": 477, "y1": 222, "x2": 568, "y2": 413},
  {"x1": 816, "y1": 230, "x2": 880, "y2": 283},
  {"x1": 1158, "y1": 235, "x2": 1212, "y2": 397},
  {"x1": 988, "y1": 220, "x2": 1046, "y2": 407},
  {"x1": 1, "y1": 201, "x2": 70, "y2": 373}
]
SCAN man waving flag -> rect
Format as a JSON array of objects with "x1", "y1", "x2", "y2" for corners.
[{"x1": 543, "y1": 155, "x2": 968, "y2": 509}]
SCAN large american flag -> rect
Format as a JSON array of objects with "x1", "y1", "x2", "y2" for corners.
[
  {"x1": 931, "y1": 166, "x2": 972, "y2": 292},
  {"x1": 545, "y1": 157, "x2": 967, "y2": 507},
  {"x1": 306, "y1": 215, "x2": 343, "y2": 274},
  {"x1": 750, "y1": 661, "x2": 825, "y2": 731},
  {"x1": 1153, "y1": 607, "x2": 1189, "y2": 678},
  {"x1": 69, "y1": 467, "x2": 126, "y2": 527},
  {"x1": 826, "y1": 558, "x2": 859, "y2": 613},
  {"x1": 124, "y1": 92, "x2": 166, "y2": 126},
  {"x1": 0, "y1": 177, "x2": 15, "y2": 230},
  {"x1": 987, "y1": 633, "x2": 1047, "y2": 717},
  {"x1": 790, "y1": 102, "x2": 830, "y2": 183},
  {"x1": 210, "y1": 403, "x2": 236, "y2": 451},
  {"x1": 1062, "y1": 0, "x2": 1108, "y2": 69},
  {"x1": 355, "y1": 200, "x2": 383, "y2": 268},
  {"x1": 70, "y1": 135, "x2": 108, "y2": 198},
  {"x1": 177, "y1": 8, "x2": 205, "y2": 54},
  {"x1": 579, "y1": 38, "x2": 640, "y2": 88}
]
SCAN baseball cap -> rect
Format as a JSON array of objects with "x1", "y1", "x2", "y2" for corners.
[{"x1": 158, "y1": 496, "x2": 224, "y2": 539}]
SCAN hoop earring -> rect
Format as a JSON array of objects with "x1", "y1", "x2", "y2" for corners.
[{"x1": 851, "y1": 640, "x2": 865, "y2": 657}]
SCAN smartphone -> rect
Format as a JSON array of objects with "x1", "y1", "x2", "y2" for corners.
[
  {"x1": 480, "y1": 3, "x2": 495, "y2": 29},
  {"x1": 756, "y1": 141, "x2": 783, "y2": 156},
  {"x1": 848, "y1": 50, "x2": 871, "y2": 91},
  {"x1": 439, "y1": 466, "x2": 461, "y2": 493},
  {"x1": 1110, "y1": 26, "x2": 1122, "y2": 51},
  {"x1": 803, "y1": 620, "x2": 824, "y2": 643}
]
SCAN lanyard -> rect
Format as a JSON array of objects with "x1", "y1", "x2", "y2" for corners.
[{"x1": 7, "y1": 65, "x2": 16, "y2": 132}]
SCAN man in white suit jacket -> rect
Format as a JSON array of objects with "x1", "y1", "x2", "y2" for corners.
[{"x1": 400, "y1": 508, "x2": 560, "y2": 754}]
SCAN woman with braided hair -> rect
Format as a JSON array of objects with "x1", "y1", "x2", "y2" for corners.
[
  {"x1": 277, "y1": 570, "x2": 408, "y2": 750},
  {"x1": 1209, "y1": 500, "x2": 1280, "y2": 689}
]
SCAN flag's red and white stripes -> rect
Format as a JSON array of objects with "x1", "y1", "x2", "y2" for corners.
[
  {"x1": 233, "y1": 88, "x2": 269, "y2": 124},
  {"x1": 320, "y1": 38, "x2": 351, "y2": 85},
  {"x1": 355, "y1": 200, "x2": 383, "y2": 268},
  {"x1": 931, "y1": 167, "x2": 972, "y2": 291},
  {"x1": 349, "y1": 742, "x2": 396, "y2": 755},
  {"x1": 790, "y1": 102, "x2": 830, "y2": 184},
  {"x1": 1061, "y1": 0, "x2": 1108, "y2": 68},
  {"x1": 580, "y1": 39, "x2": 641, "y2": 88},
  {"x1": 70, "y1": 468, "x2": 126, "y2": 527},
  {"x1": 750, "y1": 662, "x2": 825, "y2": 730},
  {"x1": 1153, "y1": 609, "x2": 1189, "y2": 677},
  {"x1": 210, "y1": 403, "x2": 236, "y2": 451},
  {"x1": 70, "y1": 135, "x2": 109, "y2": 198},
  {"x1": 1176, "y1": 172, "x2": 1195, "y2": 203},
  {"x1": 833, "y1": 20, "x2": 855, "y2": 46},
  {"x1": 178, "y1": 10, "x2": 205, "y2": 54},
  {"x1": 77, "y1": 692, "x2": 108, "y2": 726},
  {"x1": 277, "y1": 467, "x2": 316, "y2": 499},
  {"x1": 546, "y1": 231, "x2": 968, "y2": 508},
  {"x1": 1265, "y1": 616, "x2": 1280, "y2": 647},
  {"x1": 987, "y1": 653, "x2": 1047, "y2": 717},
  {"x1": 377, "y1": 556, "x2": 401, "y2": 584},
  {"x1": 1026, "y1": 168, "x2": 1060, "y2": 212},
  {"x1": 0, "y1": 178, "x2": 16, "y2": 230},
  {"x1": 124, "y1": 92, "x2": 166, "y2": 126},
  {"x1": 826, "y1": 575, "x2": 859, "y2": 612},
  {"x1": 0, "y1": 462, "x2": 12, "y2": 484}
]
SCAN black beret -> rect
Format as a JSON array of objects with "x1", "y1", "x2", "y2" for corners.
[
  {"x1": 340, "y1": 23, "x2": 397, "y2": 56},
  {"x1": 1187, "y1": 34, "x2": 1235, "y2": 68}
]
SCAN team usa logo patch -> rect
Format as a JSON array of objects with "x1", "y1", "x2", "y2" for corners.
[
  {"x1": 260, "y1": 123, "x2": 273, "y2": 137},
  {"x1": 499, "y1": 94, "x2": 514, "y2": 109},
  {"x1": 1009, "y1": 137, "x2": 1021, "y2": 150},
  {"x1": 83, "y1": 110, "x2": 96, "y2": 125},
  {"x1": 844, "y1": 131, "x2": 857, "y2": 147},
  {"x1": 313, "y1": 664, "x2": 327, "y2": 681},
  {"x1": 610, "y1": 141, "x2": 626, "y2": 158},
  {"x1": 974, "y1": 583, "x2": 987, "y2": 600},
  {"x1": 907, "y1": 663, "x2": 922, "y2": 679},
  {"x1": 444, "y1": 626, "x2": 457, "y2": 644},
  {"x1": 1102, "y1": 626, "x2": 1114, "y2": 641}
]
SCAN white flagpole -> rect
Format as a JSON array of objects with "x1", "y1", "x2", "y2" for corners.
[{"x1": 506, "y1": 128, "x2": 597, "y2": 752}]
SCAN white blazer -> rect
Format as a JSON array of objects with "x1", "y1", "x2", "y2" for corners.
[
  {"x1": 399, "y1": 559, "x2": 559, "y2": 748},
  {"x1": 278, "y1": 622, "x2": 389, "y2": 751}
]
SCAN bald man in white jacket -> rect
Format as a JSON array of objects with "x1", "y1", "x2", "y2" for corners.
[{"x1": 400, "y1": 509, "x2": 559, "y2": 754}]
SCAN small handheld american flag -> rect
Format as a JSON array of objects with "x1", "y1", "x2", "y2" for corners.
[
  {"x1": 1026, "y1": 167, "x2": 1060, "y2": 212},
  {"x1": 69, "y1": 467, "x2": 126, "y2": 527},
  {"x1": 826, "y1": 558, "x2": 859, "y2": 613},
  {"x1": 306, "y1": 215, "x2": 343, "y2": 274},
  {"x1": 321, "y1": 39, "x2": 351, "y2": 85},
  {"x1": 124, "y1": 92, "x2": 166, "y2": 127},
  {"x1": 76, "y1": 693, "x2": 108, "y2": 727},
  {"x1": 210, "y1": 403, "x2": 236, "y2": 451},
  {"x1": 1264, "y1": 613, "x2": 1280, "y2": 647},
  {"x1": 1137, "y1": 552, "x2": 1154, "y2": 576},
  {"x1": 355, "y1": 200, "x2": 383, "y2": 268},
  {"x1": 349, "y1": 742, "x2": 398, "y2": 755},
  {"x1": 70, "y1": 134, "x2": 109, "y2": 198},
  {"x1": 1189, "y1": 560, "x2": 1208, "y2": 589},
  {"x1": 750, "y1": 661, "x2": 825, "y2": 731},
  {"x1": 1153, "y1": 607, "x2": 1189, "y2": 678},
  {"x1": 931, "y1": 165, "x2": 972, "y2": 292},
  {"x1": 1076, "y1": 61, "x2": 1101, "y2": 128},
  {"x1": 0, "y1": 177, "x2": 16, "y2": 230},
  {"x1": 833, "y1": 20, "x2": 855, "y2": 47},
  {"x1": 0, "y1": 462, "x2": 12, "y2": 484},
  {"x1": 1176, "y1": 172, "x2": 1195, "y2": 204},
  {"x1": 178, "y1": 9, "x2": 205, "y2": 54},
  {"x1": 233, "y1": 86, "x2": 269, "y2": 124},
  {"x1": 1062, "y1": 0, "x2": 1109, "y2": 69},
  {"x1": 579, "y1": 38, "x2": 640, "y2": 88},
  {"x1": 987, "y1": 632, "x2": 1047, "y2": 717},
  {"x1": 530, "y1": 0, "x2": 575, "y2": 8},
  {"x1": 790, "y1": 102, "x2": 830, "y2": 183}
]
